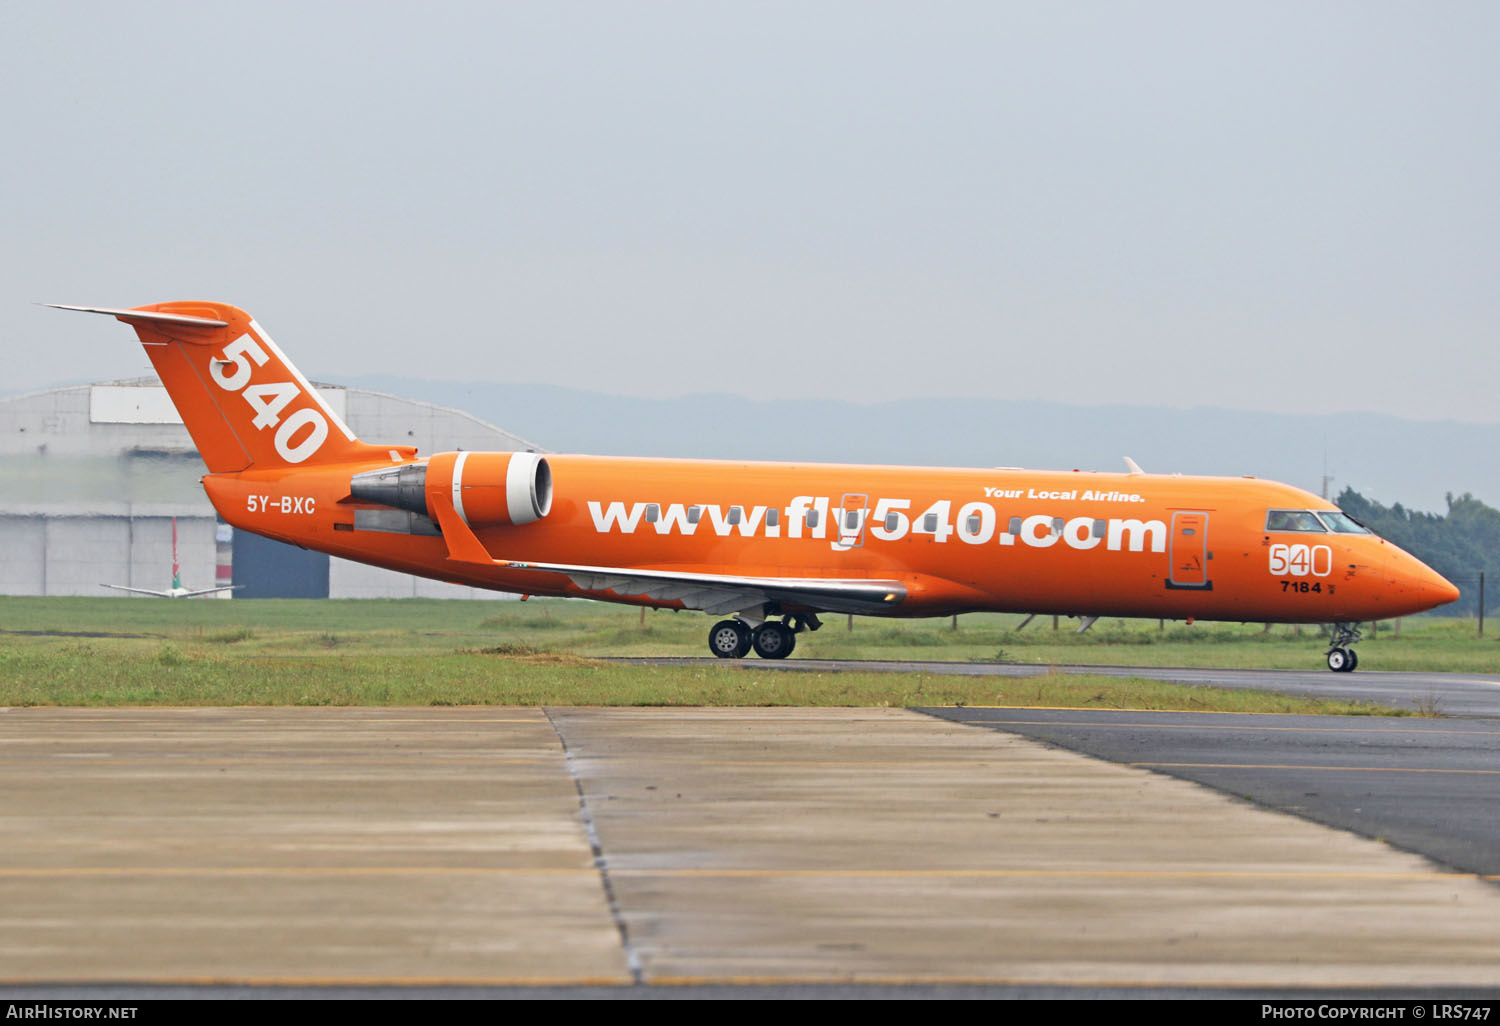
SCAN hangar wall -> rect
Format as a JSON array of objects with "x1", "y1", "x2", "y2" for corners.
[
  {"x1": 0, "y1": 380, "x2": 543, "y2": 599},
  {"x1": 0, "y1": 515, "x2": 222, "y2": 598}
]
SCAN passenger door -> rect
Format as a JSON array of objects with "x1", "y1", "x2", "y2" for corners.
[{"x1": 1168, "y1": 511, "x2": 1211, "y2": 589}]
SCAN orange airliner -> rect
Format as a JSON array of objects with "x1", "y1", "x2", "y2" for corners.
[{"x1": 53, "y1": 302, "x2": 1460, "y2": 671}]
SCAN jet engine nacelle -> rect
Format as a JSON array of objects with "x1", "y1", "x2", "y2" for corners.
[
  {"x1": 350, "y1": 451, "x2": 553, "y2": 526},
  {"x1": 427, "y1": 451, "x2": 552, "y2": 526}
]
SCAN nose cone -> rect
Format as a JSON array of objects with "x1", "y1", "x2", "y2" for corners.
[
  {"x1": 1393, "y1": 552, "x2": 1461, "y2": 612},
  {"x1": 1426, "y1": 567, "x2": 1463, "y2": 607}
]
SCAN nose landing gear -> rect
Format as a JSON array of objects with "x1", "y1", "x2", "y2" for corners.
[{"x1": 1325, "y1": 622, "x2": 1362, "y2": 672}]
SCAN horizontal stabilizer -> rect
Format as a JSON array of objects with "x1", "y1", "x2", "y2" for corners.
[{"x1": 43, "y1": 304, "x2": 229, "y2": 328}]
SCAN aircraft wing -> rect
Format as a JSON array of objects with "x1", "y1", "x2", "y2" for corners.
[
  {"x1": 101, "y1": 583, "x2": 242, "y2": 598},
  {"x1": 493, "y1": 559, "x2": 907, "y2": 616},
  {"x1": 424, "y1": 488, "x2": 906, "y2": 615},
  {"x1": 100, "y1": 584, "x2": 173, "y2": 597}
]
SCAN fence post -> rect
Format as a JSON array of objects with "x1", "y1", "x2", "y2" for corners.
[{"x1": 1480, "y1": 571, "x2": 1486, "y2": 638}]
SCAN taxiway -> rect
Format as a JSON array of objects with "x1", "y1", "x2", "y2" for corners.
[
  {"x1": 4, "y1": 701, "x2": 1500, "y2": 995},
  {"x1": 618, "y1": 657, "x2": 1500, "y2": 718}
]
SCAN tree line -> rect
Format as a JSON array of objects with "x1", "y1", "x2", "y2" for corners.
[{"x1": 1336, "y1": 488, "x2": 1496, "y2": 617}]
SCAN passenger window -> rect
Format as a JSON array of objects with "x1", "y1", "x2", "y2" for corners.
[
  {"x1": 645, "y1": 504, "x2": 660, "y2": 523},
  {"x1": 806, "y1": 510, "x2": 819, "y2": 529},
  {"x1": 766, "y1": 508, "x2": 780, "y2": 528},
  {"x1": 728, "y1": 506, "x2": 742, "y2": 525},
  {"x1": 687, "y1": 505, "x2": 702, "y2": 525}
]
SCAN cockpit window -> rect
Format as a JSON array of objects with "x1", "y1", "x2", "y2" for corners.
[
  {"x1": 1265, "y1": 509, "x2": 1328, "y2": 532},
  {"x1": 1319, "y1": 510, "x2": 1371, "y2": 534}
]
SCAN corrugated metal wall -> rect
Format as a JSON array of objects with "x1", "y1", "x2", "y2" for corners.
[
  {"x1": 0, "y1": 381, "x2": 539, "y2": 599},
  {"x1": 0, "y1": 515, "x2": 218, "y2": 597}
]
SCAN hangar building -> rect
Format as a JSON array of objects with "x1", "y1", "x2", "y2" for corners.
[{"x1": 0, "y1": 380, "x2": 543, "y2": 599}]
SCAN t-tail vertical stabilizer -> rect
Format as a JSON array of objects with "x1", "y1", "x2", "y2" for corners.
[{"x1": 47, "y1": 302, "x2": 407, "y2": 473}]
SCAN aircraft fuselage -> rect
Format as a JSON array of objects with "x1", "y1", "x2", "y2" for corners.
[{"x1": 205, "y1": 456, "x2": 1454, "y2": 624}]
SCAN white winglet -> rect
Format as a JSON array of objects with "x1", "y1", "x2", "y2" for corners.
[{"x1": 1123, "y1": 457, "x2": 1144, "y2": 475}]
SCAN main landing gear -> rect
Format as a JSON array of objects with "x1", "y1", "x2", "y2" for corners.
[
  {"x1": 708, "y1": 613, "x2": 821, "y2": 660},
  {"x1": 1325, "y1": 622, "x2": 1362, "y2": 673}
]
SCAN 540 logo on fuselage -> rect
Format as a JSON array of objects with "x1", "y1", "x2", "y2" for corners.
[
  {"x1": 209, "y1": 329, "x2": 329, "y2": 464},
  {"x1": 1269, "y1": 543, "x2": 1332, "y2": 577}
]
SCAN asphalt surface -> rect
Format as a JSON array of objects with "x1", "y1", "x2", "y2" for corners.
[
  {"x1": 919, "y1": 706, "x2": 1500, "y2": 878},
  {"x1": 618, "y1": 658, "x2": 1500, "y2": 879},
  {"x1": 615, "y1": 657, "x2": 1500, "y2": 718}
]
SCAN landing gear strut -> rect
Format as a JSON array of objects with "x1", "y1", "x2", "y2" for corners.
[
  {"x1": 1325, "y1": 622, "x2": 1362, "y2": 673},
  {"x1": 707, "y1": 616, "x2": 806, "y2": 659}
]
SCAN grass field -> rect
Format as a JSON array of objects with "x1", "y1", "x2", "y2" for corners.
[{"x1": 2, "y1": 596, "x2": 1488, "y2": 712}]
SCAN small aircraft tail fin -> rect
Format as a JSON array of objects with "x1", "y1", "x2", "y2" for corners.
[
  {"x1": 48, "y1": 303, "x2": 407, "y2": 473},
  {"x1": 170, "y1": 517, "x2": 181, "y2": 592}
]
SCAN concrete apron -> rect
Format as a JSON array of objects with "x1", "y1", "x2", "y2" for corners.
[
  {"x1": 2, "y1": 706, "x2": 1499, "y2": 988},
  {"x1": 0, "y1": 707, "x2": 627, "y2": 985}
]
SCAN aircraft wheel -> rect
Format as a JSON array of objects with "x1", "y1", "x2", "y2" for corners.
[
  {"x1": 751, "y1": 622, "x2": 796, "y2": 660},
  {"x1": 1327, "y1": 647, "x2": 1353, "y2": 673},
  {"x1": 1345, "y1": 648, "x2": 1359, "y2": 671},
  {"x1": 709, "y1": 619, "x2": 751, "y2": 659}
]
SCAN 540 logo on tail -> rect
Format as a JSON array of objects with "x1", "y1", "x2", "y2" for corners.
[{"x1": 210, "y1": 328, "x2": 329, "y2": 464}]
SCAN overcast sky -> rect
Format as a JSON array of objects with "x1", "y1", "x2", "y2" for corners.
[{"x1": 3, "y1": 2, "x2": 1495, "y2": 423}]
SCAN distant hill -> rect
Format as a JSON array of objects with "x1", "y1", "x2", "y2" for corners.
[{"x1": 337, "y1": 375, "x2": 1498, "y2": 514}]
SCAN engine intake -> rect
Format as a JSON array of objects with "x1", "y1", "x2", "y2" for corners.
[{"x1": 350, "y1": 451, "x2": 552, "y2": 526}]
